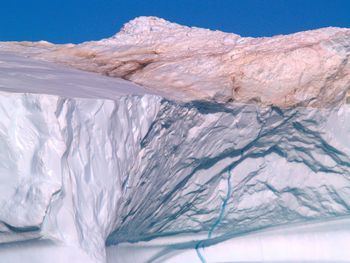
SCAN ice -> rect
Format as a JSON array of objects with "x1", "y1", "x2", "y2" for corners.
[
  {"x1": 0, "y1": 50, "x2": 150, "y2": 99},
  {"x1": 0, "y1": 18, "x2": 350, "y2": 263},
  {"x1": 109, "y1": 216, "x2": 350, "y2": 263}
]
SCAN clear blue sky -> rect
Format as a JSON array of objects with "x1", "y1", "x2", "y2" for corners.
[{"x1": 1, "y1": 0, "x2": 349, "y2": 44}]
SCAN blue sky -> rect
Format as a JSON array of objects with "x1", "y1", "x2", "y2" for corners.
[{"x1": 0, "y1": 0, "x2": 349, "y2": 44}]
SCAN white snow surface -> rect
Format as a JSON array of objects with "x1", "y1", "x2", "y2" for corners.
[
  {"x1": 0, "y1": 17, "x2": 350, "y2": 263},
  {"x1": 0, "y1": 50, "x2": 149, "y2": 99}
]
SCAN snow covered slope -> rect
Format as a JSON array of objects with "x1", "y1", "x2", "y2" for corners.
[
  {"x1": 0, "y1": 50, "x2": 149, "y2": 99},
  {"x1": 0, "y1": 17, "x2": 350, "y2": 263}
]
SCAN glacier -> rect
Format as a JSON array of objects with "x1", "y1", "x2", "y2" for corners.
[{"x1": 0, "y1": 17, "x2": 350, "y2": 263}]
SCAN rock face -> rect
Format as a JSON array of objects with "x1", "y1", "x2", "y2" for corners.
[
  {"x1": 7, "y1": 16, "x2": 349, "y2": 107},
  {"x1": 0, "y1": 17, "x2": 350, "y2": 263}
]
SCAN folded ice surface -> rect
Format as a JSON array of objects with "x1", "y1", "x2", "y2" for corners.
[
  {"x1": 1, "y1": 17, "x2": 350, "y2": 263},
  {"x1": 0, "y1": 50, "x2": 161, "y2": 262}
]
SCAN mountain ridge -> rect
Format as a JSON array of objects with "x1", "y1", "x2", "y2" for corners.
[{"x1": 1, "y1": 16, "x2": 349, "y2": 107}]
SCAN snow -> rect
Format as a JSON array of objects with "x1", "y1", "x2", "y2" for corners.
[
  {"x1": 0, "y1": 17, "x2": 350, "y2": 263},
  {"x1": 109, "y1": 216, "x2": 350, "y2": 262},
  {"x1": 0, "y1": 240, "x2": 96, "y2": 263},
  {"x1": 0, "y1": 50, "x2": 150, "y2": 99}
]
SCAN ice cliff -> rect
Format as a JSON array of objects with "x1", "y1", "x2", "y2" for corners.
[{"x1": 0, "y1": 17, "x2": 350, "y2": 263}]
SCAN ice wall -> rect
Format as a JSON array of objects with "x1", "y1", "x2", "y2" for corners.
[
  {"x1": 1, "y1": 17, "x2": 350, "y2": 263},
  {"x1": 0, "y1": 91, "x2": 161, "y2": 262},
  {"x1": 1, "y1": 88, "x2": 350, "y2": 263},
  {"x1": 105, "y1": 100, "x2": 350, "y2": 246}
]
